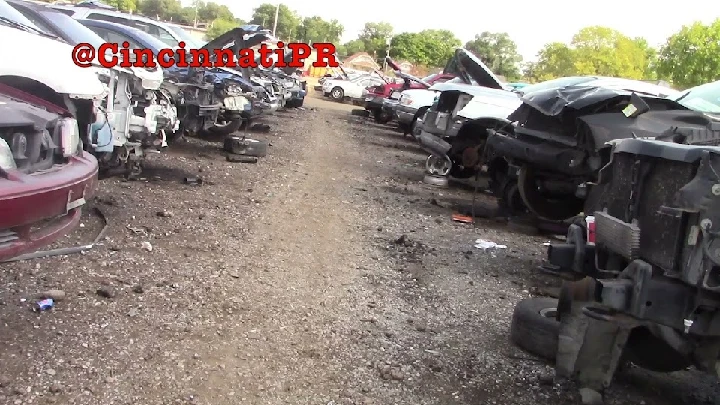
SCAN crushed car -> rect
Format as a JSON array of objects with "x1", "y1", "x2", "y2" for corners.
[{"x1": 0, "y1": 83, "x2": 98, "y2": 261}]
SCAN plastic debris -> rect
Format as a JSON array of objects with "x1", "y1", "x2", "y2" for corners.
[
  {"x1": 34, "y1": 298, "x2": 54, "y2": 312},
  {"x1": 452, "y1": 213, "x2": 473, "y2": 223},
  {"x1": 474, "y1": 239, "x2": 507, "y2": 250}
]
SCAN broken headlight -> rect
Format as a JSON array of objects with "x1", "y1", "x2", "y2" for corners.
[
  {"x1": 0, "y1": 138, "x2": 16, "y2": 170},
  {"x1": 58, "y1": 117, "x2": 81, "y2": 157}
]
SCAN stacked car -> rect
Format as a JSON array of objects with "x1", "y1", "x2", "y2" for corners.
[{"x1": 0, "y1": 0, "x2": 305, "y2": 261}]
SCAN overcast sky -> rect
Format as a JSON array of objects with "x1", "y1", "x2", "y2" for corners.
[{"x1": 202, "y1": 0, "x2": 720, "y2": 62}]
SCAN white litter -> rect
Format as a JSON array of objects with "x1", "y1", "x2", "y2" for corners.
[{"x1": 474, "y1": 239, "x2": 507, "y2": 250}]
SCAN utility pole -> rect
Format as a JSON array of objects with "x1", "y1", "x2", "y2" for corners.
[
  {"x1": 383, "y1": 36, "x2": 392, "y2": 71},
  {"x1": 193, "y1": 0, "x2": 198, "y2": 28},
  {"x1": 272, "y1": 3, "x2": 280, "y2": 37}
]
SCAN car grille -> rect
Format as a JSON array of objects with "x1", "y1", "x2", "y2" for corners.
[
  {"x1": 0, "y1": 229, "x2": 19, "y2": 249},
  {"x1": 1, "y1": 120, "x2": 62, "y2": 174}
]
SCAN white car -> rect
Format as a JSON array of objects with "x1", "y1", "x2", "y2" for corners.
[{"x1": 321, "y1": 74, "x2": 386, "y2": 102}]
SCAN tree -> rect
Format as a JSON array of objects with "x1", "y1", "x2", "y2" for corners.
[
  {"x1": 104, "y1": 0, "x2": 137, "y2": 12},
  {"x1": 390, "y1": 29, "x2": 460, "y2": 67},
  {"x1": 357, "y1": 22, "x2": 393, "y2": 59},
  {"x1": 570, "y1": 26, "x2": 651, "y2": 79},
  {"x1": 297, "y1": 16, "x2": 343, "y2": 44},
  {"x1": 337, "y1": 39, "x2": 365, "y2": 58},
  {"x1": 527, "y1": 42, "x2": 576, "y2": 82},
  {"x1": 205, "y1": 18, "x2": 239, "y2": 40},
  {"x1": 527, "y1": 26, "x2": 656, "y2": 82},
  {"x1": 249, "y1": 3, "x2": 300, "y2": 41},
  {"x1": 197, "y1": 1, "x2": 234, "y2": 23},
  {"x1": 465, "y1": 32, "x2": 522, "y2": 80},
  {"x1": 658, "y1": 19, "x2": 720, "y2": 89},
  {"x1": 138, "y1": 0, "x2": 181, "y2": 20}
]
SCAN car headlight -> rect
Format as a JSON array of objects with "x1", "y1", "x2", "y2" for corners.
[
  {"x1": 59, "y1": 117, "x2": 80, "y2": 157},
  {"x1": 0, "y1": 138, "x2": 16, "y2": 170},
  {"x1": 400, "y1": 96, "x2": 413, "y2": 105}
]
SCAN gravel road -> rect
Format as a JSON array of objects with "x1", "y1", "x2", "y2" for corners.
[{"x1": 1, "y1": 94, "x2": 719, "y2": 405}]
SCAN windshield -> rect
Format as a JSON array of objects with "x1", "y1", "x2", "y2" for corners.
[
  {"x1": 0, "y1": 0, "x2": 41, "y2": 31},
  {"x1": 521, "y1": 76, "x2": 596, "y2": 95},
  {"x1": 167, "y1": 24, "x2": 201, "y2": 48},
  {"x1": 675, "y1": 80, "x2": 720, "y2": 114},
  {"x1": 41, "y1": 9, "x2": 104, "y2": 47}
]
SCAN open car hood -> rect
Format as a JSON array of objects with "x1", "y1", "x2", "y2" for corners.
[
  {"x1": 443, "y1": 48, "x2": 503, "y2": 90},
  {"x1": 202, "y1": 27, "x2": 274, "y2": 53}
]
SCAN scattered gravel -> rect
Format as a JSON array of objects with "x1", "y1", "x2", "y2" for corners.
[{"x1": 0, "y1": 95, "x2": 719, "y2": 405}]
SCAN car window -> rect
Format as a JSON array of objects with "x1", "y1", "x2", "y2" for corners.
[
  {"x1": 167, "y1": 24, "x2": 201, "y2": 47},
  {"x1": 11, "y1": 6, "x2": 54, "y2": 34},
  {"x1": 676, "y1": 81, "x2": 720, "y2": 114},
  {"x1": 86, "y1": 26, "x2": 138, "y2": 47},
  {"x1": 51, "y1": 7, "x2": 74, "y2": 16}
]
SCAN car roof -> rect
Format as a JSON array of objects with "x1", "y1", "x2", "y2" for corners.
[{"x1": 78, "y1": 18, "x2": 160, "y2": 48}]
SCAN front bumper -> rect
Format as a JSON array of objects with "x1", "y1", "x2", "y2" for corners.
[
  {"x1": 0, "y1": 152, "x2": 99, "y2": 261},
  {"x1": 290, "y1": 89, "x2": 306, "y2": 100},
  {"x1": 395, "y1": 104, "x2": 419, "y2": 125},
  {"x1": 364, "y1": 96, "x2": 384, "y2": 110}
]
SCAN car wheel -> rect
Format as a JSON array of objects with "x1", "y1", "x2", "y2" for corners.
[
  {"x1": 330, "y1": 87, "x2": 344, "y2": 101},
  {"x1": 510, "y1": 297, "x2": 560, "y2": 361},
  {"x1": 208, "y1": 118, "x2": 243, "y2": 135},
  {"x1": 517, "y1": 166, "x2": 585, "y2": 221},
  {"x1": 374, "y1": 109, "x2": 393, "y2": 124}
]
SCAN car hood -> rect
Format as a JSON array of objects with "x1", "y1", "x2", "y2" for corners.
[
  {"x1": 202, "y1": 27, "x2": 273, "y2": 53},
  {"x1": 443, "y1": 48, "x2": 504, "y2": 90},
  {"x1": 520, "y1": 84, "x2": 686, "y2": 117}
]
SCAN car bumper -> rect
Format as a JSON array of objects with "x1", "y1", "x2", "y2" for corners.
[
  {"x1": 290, "y1": 90, "x2": 306, "y2": 100},
  {"x1": 395, "y1": 104, "x2": 418, "y2": 125},
  {"x1": 0, "y1": 152, "x2": 99, "y2": 261}
]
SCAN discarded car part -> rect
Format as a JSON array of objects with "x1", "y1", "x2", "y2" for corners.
[
  {"x1": 351, "y1": 109, "x2": 371, "y2": 117},
  {"x1": 183, "y1": 176, "x2": 203, "y2": 185},
  {"x1": 226, "y1": 155, "x2": 258, "y2": 163},
  {"x1": 3, "y1": 206, "x2": 108, "y2": 262},
  {"x1": 422, "y1": 174, "x2": 449, "y2": 187},
  {"x1": 546, "y1": 138, "x2": 720, "y2": 401},
  {"x1": 208, "y1": 118, "x2": 243, "y2": 135},
  {"x1": 425, "y1": 155, "x2": 452, "y2": 177},
  {"x1": 223, "y1": 136, "x2": 268, "y2": 157},
  {"x1": 0, "y1": 89, "x2": 99, "y2": 261},
  {"x1": 510, "y1": 297, "x2": 560, "y2": 361}
]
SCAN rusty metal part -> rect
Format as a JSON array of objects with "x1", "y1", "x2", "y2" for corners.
[
  {"x1": 557, "y1": 277, "x2": 599, "y2": 321},
  {"x1": 460, "y1": 143, "x2": 484, "y2": 168}
]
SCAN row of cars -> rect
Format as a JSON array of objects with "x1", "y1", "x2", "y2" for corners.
[
  {"x1": 0, "y1": 0, "x2": 306, "y2": 261},
  {"x1": 373, "y1": 50, "x2": 720, "y2": 400}
]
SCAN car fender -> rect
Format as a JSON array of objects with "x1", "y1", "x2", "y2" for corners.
[{"x1": 0, "y1": 25, "x2": 105, "y2": 99}]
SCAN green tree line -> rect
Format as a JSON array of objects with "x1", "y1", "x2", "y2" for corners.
[{"x1": 39, "y1": 1, "x2": 720, "y2": 87}]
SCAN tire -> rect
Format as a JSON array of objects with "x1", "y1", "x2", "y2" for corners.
[
  {"x1": 373, "y1": 109, "x2": 392, "y2": 124},
  {"x1": 517, "y1": 166, "x2": 584, "y2": 221},
  {"x1": 208, "y1": 118, "x2": 243, "y2": 135},
  {"x1": 286, "y1": 98, "x2": 304, "y2": 108},
  {"x1": 510, "y1": 297, "x2": 560, "y2": 361},
  {"x1": 330, "y1": 86, "x2": 344, "y2": 101},
  {"x1": 351, "y1": 109, "x2": 371, "y2": 117}
]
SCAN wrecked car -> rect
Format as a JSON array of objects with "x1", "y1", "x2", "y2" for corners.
[
  {"x1": 0, "y1": 83, "x2": 98, "y2": 261},
  {"x1": 78, "y1": 18, "x2": 226, "y2": 139},
  {"x1": 322, "y1": 73, "x2": 387, "y2": 103},
  {"x1": 365, "y1": 60, "x2": 455, "y2": 124},
  {"x1": 420, "y1": 75, "x2": 679, "y2": 218},
  {"x1": 514, "y1": 128, "x2": 720, "y2": 403},
  {"x1": 6, "y1": 1, "x2": 177, "y2": 177}
]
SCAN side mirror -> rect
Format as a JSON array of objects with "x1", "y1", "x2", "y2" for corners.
[{"x1": 622, "y1": 92, "x2": 651, "y2": 118}]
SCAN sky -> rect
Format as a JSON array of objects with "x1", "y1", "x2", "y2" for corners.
[{"x1": 201, "y1": 0, "x2": 720, "y2": 62}]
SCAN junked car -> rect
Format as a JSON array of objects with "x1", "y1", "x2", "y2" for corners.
[
  {"x1": 454, "y1": 79, "x2": 682, "y2": 220},
  {"x1": 321, "y1": 73, "x2": 387, "y2": 103},
  {"x1": 0, "y1": 83, "x2": 98, "y2": 261},
  {"x1": 7, "y1": 0, "x2": 177, "y2": 177},
  {"x1": 77, "y1": 19, "x2": 230, "y2": 138}
]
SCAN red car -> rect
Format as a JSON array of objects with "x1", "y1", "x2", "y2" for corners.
[
  {"x1": 0, "y1": 84, "x2": 99, "y2": 261},
  {"x1": 364, "y1": 71, "x2": 455, "y2": 123}
]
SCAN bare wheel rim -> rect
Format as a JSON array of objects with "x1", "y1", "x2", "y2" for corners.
[
  {"x1": 332, "y1": 88, "x2": 342, "y2": 98},
  {"x1": 425, "y1": 155, "x2": 451, "y2": 176}
]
